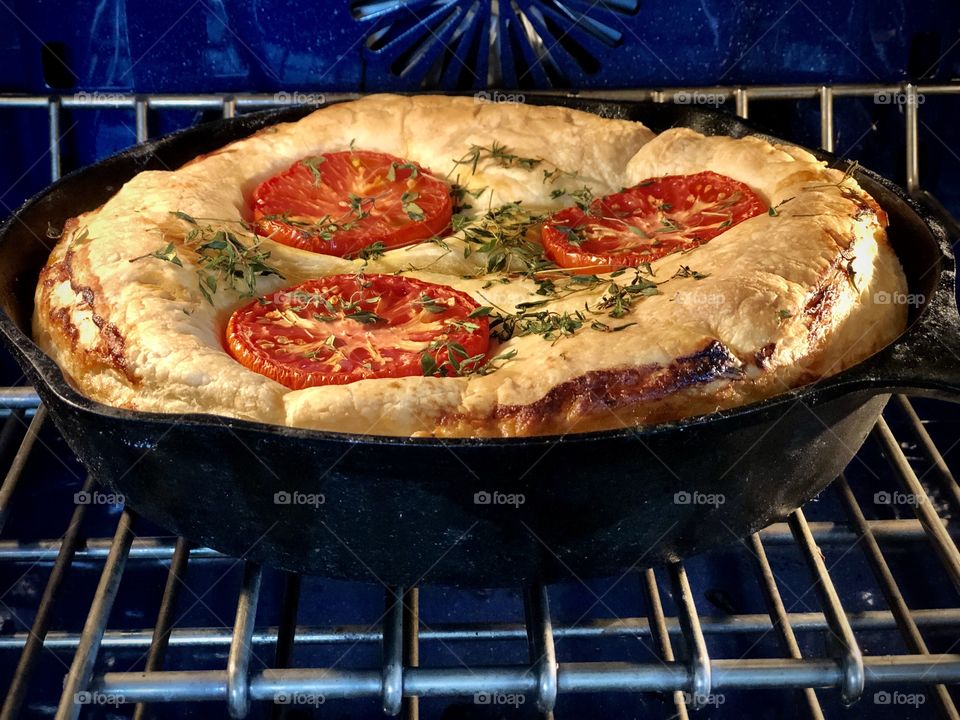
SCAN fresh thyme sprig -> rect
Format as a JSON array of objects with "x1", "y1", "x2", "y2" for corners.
[
  {"x1": 451, "y1": 142, "x2": 543, "y2": 175},
  {"x1": 450, "y1": 184, "x2": 487, "y2": 213},
  {"x1": 347, "y1": 241, "x2": 387, "y2": 262},
  {"x1": 672, "y1": 265, "x2": 710, "y2": 280},
  {"x1": 419, "y1": 340, "x2": 517, "y2": 377},
  {"x1": 478, "y1": 266, "x2": 661, "y2": 345},
  {"x1": 805, "y1": 160, "x2": 860, "y2": 190},
  {"x1": 130, "y1": 212, "x2": 283, "y2": 304},
  {"x1": 302, "y1": 156, "x2": 325, "y2": 186},
  {"x1": 454, "y1": 201, "x2": 555, "y2": 275}
]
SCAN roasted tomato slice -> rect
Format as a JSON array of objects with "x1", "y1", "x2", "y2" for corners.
[
  {"x1": 252, "y1": 150, "x2": 453, "y2": 257},
  {"x1": 541, "y1": 171, "x2": 766, "y2": 272},
  {"x1": 226, "y1": 274, "x2": 489, "y2": 389}
]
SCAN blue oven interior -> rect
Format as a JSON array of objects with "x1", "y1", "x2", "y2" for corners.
[{"x1": 0, "y1": 1, "x2": 958, "y2": 718}]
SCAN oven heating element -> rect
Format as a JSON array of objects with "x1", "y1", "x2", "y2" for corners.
[{"x1": 0, "y1": 83, "x2": 958, "y2": 719}]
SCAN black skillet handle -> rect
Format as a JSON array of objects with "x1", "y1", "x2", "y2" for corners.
[{"x1": 843, "y1": 192, "x2": 960, "y2": 402}]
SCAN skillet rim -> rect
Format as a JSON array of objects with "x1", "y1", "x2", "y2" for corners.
[{"x1": 0, "y1": 97, "x2": 953, "y2": 449}]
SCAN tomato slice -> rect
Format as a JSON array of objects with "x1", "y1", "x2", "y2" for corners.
[
  {"x1": 226, "y1": 274, "x2": 489, "y2": 389},
  {"x1": 252, "y1": 150, "x2": 453, "y2": 257},
  {"x1": 541, "y1": 171, "x2": 766, "y2": 273}
]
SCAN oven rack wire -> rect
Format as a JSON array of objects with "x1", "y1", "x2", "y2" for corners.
[{"x1": 0, "y1": 83, "x2": 956, "y2": 719}]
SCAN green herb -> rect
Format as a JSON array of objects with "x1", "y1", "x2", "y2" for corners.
[
  {"x1": 542, "y1": 167, "x2": 579, "y2": 185},
  {"x1": 513, "y1": 310, "x2": 586, "y2": 342},
  {"x1": 302, "y1": 156, "x2": 325, "y2": 186},
  {"x1": 481, "y1": 277, "x2": 512, "y2": 289},
  {"x1": 401, "y1": 191, "x2": 425, "y2": 221},
  {"x1": 534, "y1": 277, "x2": 557, "y2": 296},
  {"x1": 386, "y1": 161, "x2": 419, "y2": 182},
  {"x1": 455, "y1": 202, "x2": 553, "y2": 275},
  {"x1": 570, "y1": 186, "x2": 595, "y2": 212},
  {"x1": 71, "y1": 226, "x2": 91, "y2": 246},
  {"x1": 130, "y1": 213, "x2": 283, "y2": 303},
  {"x1": 347, "y1": 193, "x2": 375, "y2": 220},
  {"x1": 654, "y1": 217, "x2": 682, "y2": 233},
  {"x1": 590, "y1": 320, "x2": 638, "y2": 333},
  {"x1": 768, "y1": 195, "x2": 798, "y2": 217},
  {"x1": 451, "y1": 142, "x2": 542, "y2": 175},
  {"x1": 673, "y1": 265, "x2": 709, "y2": 280},
  {"x1": 343, "y1": 309, "x2": 384, "y2": 324},
  {"x1": 799, "y1": 161, "x2": 864, "y2": 206},
  {"x1": 171, "y1": 211, "x2": 198, "y2": 225},
  {"x1": 419, "y1": 338, "x2": 516, "y2": 377},
  {"x1": 593, "y1": 269, "x2": 660, "y2": 319},
  {"x1": 130, "y1": 241, "x2": 182, "y2": 267},
  {"x1": 450, "y1": 184, "x2": 487, "y2": 212},
  {"x1": 416, "y1": 294, "x2": 449, "y2": 313},
  {"x1": 259, "y1": 209, "x2": 361, "y2": 242},
  {"x1": 777, "y1": 309, "x2": 793, "y2": 323},
  {"x1": 351, "y1": 241, "x2": 387, "y2": 261},
  {"x1": 552, "y1": 224, "x2": 585, "y2": 246},
  {"x1": 446, "y1": 319, "x2": 480, "y2": 332},
  {"x1": 476, "y1": 263, "x2": 662, "y2": 345}
]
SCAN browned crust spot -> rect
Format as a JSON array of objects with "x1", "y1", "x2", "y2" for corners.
[
  {"x1": 755, "y1": 342, "x2": 776, "y2": 367},
  {"x1": 440, "y1": 340, "x2": 745, "y2": 436},
  {"x1": 37, "y1": 238, "x2": 137, "y2": 384},
  {"x1": 802, "y1": 226, "x2": 864, "y2": 350}
]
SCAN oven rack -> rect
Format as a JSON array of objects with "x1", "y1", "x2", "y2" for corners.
[
  {"x1": 0, "y1": 83, "x2": 954, "y2": 719},
  {"x1": 1, "y1": 400, "x2": 959, "y2": 720}
]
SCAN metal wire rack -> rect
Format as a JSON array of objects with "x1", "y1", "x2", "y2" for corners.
[{"x1": 0, "y1": 83, "x2": 957, "y2": 719}]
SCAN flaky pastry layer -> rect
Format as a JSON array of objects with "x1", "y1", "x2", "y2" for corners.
[{"x1": 33, "y1": 95, "x2": 908, "y2": 437}]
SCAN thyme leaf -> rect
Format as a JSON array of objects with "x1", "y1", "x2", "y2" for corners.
[
  {"x1": 302, "y1": 156, "x2": 325, "y2": 186},
  {"x1": 672, "y1": 265, "x2": 710, "y2": 280},
  {"x1": 455, "y1": 202, "x2": 553, "y2": 275},
  {"x1": 451, "y1": 142, "x2": 542, "y2": 175},
  {"x1": 130, "y1": 213, "x2": 284, "y2": 304}
]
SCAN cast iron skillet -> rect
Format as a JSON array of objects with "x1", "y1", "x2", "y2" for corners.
[{"x1": 0, "y1": 98, "x2": 958, "y2": 586}]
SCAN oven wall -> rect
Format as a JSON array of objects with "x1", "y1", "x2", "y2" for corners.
[{"x1": 0, "y1": 1, "x2": 957, "y2": 231}]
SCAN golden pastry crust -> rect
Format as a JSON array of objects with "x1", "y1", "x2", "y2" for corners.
[{"x1": 33, "y1": 94, "x2": 908, "y2": 437}]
